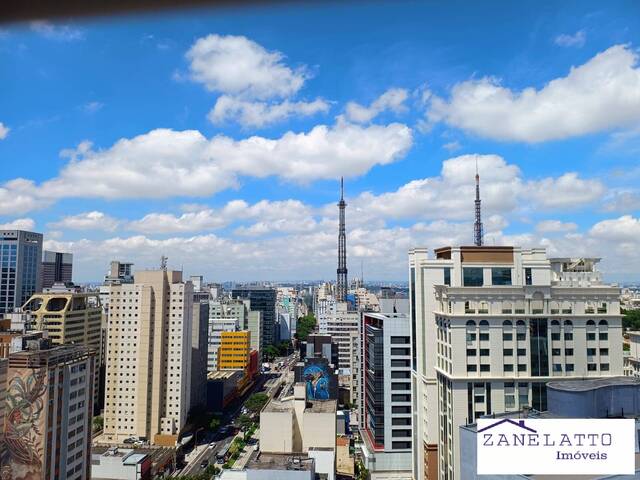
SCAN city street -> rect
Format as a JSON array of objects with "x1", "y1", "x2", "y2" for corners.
[{"x1": 178, "y1": 352, "x2": 298, "y2": 477}]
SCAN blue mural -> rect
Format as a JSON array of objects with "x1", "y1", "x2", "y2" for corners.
[{"x1": 303, "y1": 364, "x2": 330, "y2": 400}]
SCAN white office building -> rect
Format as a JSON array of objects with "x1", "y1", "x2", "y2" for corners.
[{"x1": 409, "y1": 246, "x2": 623, "y2": 480}]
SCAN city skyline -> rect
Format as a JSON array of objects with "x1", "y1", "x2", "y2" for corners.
[{"x1": 1, "y1": 1, "x2": 640, "y2": 282}]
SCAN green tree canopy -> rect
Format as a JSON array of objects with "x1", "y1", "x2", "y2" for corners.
[
  {"x1": 623, "y1": 309, "x2": 640, "y2": 331},
  {"x1": 295, "y1": 314, "x2": 316, "y2": 341},
  {"x1": 245, "y1": 393, "x2": 269, "y2": 415}
]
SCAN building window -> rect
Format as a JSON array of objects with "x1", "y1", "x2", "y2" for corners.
[
  {"x1": 587, "y1": 363, "x2": 597, "y2": 371},
  {"x1": 505, "y1": 395, "x2": 515, "y2": 408},
  {"x1": 587, "y1": 348, "x2": 596, "y2": 356},
  {"x1": 518, "y1": 364, "x2": 526, "y2": 372},
  {"x1": 463, "y1": 268, "x2": 484, "y2": 287},
  {"x1": 600, "y1": 363, "x2": 609, "y2": 371},
  {"x1": 552, "y1": 364, "x2": 562, "y2": 372},
  {"x1": 525, "y1": 268, "x2": 532, "y2": 285},
  {"x1": 551, "y1": 332, "x2": 561, "y2": 341},
  {"x1": 552, "y1": 348, "x2": 561, "y2": 356},
  {"x1": 466, "y1": 349, "x2": 476, "y2": 356},
  {"x1": 480, "y1": 364, "x2": 490, "y2": 372},
  {"x1": 600, "y1": 348, "x2": 609, "y2": 356},
  {"x1": 599, "y1": 332, "x2": 608, "y2": 341},
  {"x1": 480, "y1": 349, "x2": 489, "y2": 356},
  {"x1": 503, "y1": 348, "x2": 513, "y2": 356},
  {"x1": 517, "y1": 348, "x2": 526, "y2": 356},
  {"x1": 587, "y1": 332, "x2": 596, "y2": 341},
  {"x1": 565, "y1": 348, "x2": 574, "y2": 356},
  {"x1": 564, "y1": 332, "x2": 573, "y2": 341},
  {"x1": 467, "y1": 365, "x2": 477, "y2": 372},
  {"x1": 503, "y1": 332, "x2": 513, "y2": 341},
  {"x1": 566, "y1": 363, "x2": 574, "y2": 372},
  {"x1": 443, "y1": 268, "x2": 451, "y2": 286},
  {"x1": 504, "y1": 364, "x2": 514, "y2": 372},
  {"x1": 491, "y1": 268, "x2": 512, "y2": 286},
  {"x1": 479, "y1": 333, "x2": 489, "y2": 341}
]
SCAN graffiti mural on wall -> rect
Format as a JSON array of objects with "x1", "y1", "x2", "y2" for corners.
[
  {"x1": 303, "y1": 364, "x2": 330, "y2": 400},
  {"x1": 1, "y1": 367, "x2": 47, "y2": 480}
]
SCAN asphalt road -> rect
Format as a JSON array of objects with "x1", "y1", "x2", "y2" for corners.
[{"x1": 179, "y1": 353, "x2": 298, "y2": 477}]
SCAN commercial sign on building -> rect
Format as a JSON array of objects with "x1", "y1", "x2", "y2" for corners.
[{"x1": 477, "y1": 418, "x2": 635, "y2": 475}]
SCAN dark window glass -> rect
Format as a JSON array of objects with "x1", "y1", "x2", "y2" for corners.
[
  {"x1": 566, "y1": 363, "x2": 574, "y2": 372},
  {"x1": 391, "y1": 359, "x2": 410, "y2": 367},
  {"x1": 564, "y1": 332, "x2": 573, "y2": 341},
  {"x1": 479, "y1": 333, "x2": 489, "y2": 341},
  {"x1": 391, "y1": 394, "x2": 410, "y2": 402},
  {"x1": 565, "y1": 348, "x2": 574, "y2": 356},
  {"x1": 503, "y1": 332, "x2": 513, "y2": 341},
  {"x1": 392, "y1": 417, "x2": 411, "y2": 425},
  {"x1": 551, "y1": 333, "x2": 560, "y2": 341},
  {"x1": 530, "y1": 319, "x2": 549, "y2": 377},
  {"x1": 463, "y1": 267, "x2": 483, "y2": 287},
  {"x1": 587, "y1": 363, "x2": 597, "y2": 371},
  {"x1": 599, "y1": 333, "x2": 608, "y2": 341},
  {"x1": 587, "y1": 332, "x2": 596, "y2": 341},
  {"x1": 552, "y1": 348, "x2": 561, "y2": 356},
  {"x1": 391, "y1": 371, "x2": 410, "y2": 379},
  {"x1": 600, "y1": 348, "x2": 609, "y2": 356},
  {"x1": 504, "y1": 364, "x2": 514, "y2": 372},
  {"x1": 392, "y1": 406, "x2": 411, "y2": 414},
  {"x1": 467, "y1": 365, "x2": 477, "y2": 372},
  {"x1": 480, "y1": 349, "x2": 489, "y2": 356},
  {"x1": 600, "y1": 363, "x2": 609, "y2": 371},
  {"x1": 517, "y1": 332, "x2": 526, "y2": 341},
  {"x1": 480, "y1": 364, "x2": 490, "y2": 372},
  {"x1": 518, "y1": 364, "x2": 527, "y2": 372},
  {"x1": 391, "y1": 348, "x2": 410, "y2": 356},
  {"x1": 525, "y1": 268, "x2": 532, "y2": 286},
  {"x1": 587, "y1": 348, "x2": 596, "y2": 356},
  {"x1": 517, "y1": 348, "x2": 526, "y2": 356},
  {"x1": 491, "y1": 268, "x2": 512, "y2": 286},
  {"x1": 391, "y1": 336, "x2": 410, "y2": 344},
  {"x1": 503, "y1": 348, "x2": 513, "y2": 356},
  {"x1": 443, "y1": 267, "x2": 451, "y2": 286},
  {"x1": 466, "y1": 349, "x2": 476, "y2": 356}
]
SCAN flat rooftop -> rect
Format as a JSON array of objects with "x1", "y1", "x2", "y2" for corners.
[
  {"x1": 207, "y1": 370, "x2": 242, "y2": 381},
  {"x1": 246, "y1": 453, "x2": 314, "y2": 471},
  {"x1": 263, "y1": 398, "x2": 337, "y2": 414},
  {"x1": 547, "y1": 376, "x2": 640, "y2": 392}
]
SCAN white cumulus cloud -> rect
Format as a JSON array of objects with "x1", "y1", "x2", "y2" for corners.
[
  {"x1": 555, "y1": 30, "x2": 586, "y2": 48},
  {"x1": 209, "y1": 95, "x2": 330, "y2": 128},
  {"x1": 30, "y1": 21, "x2": 84, "y2": 41},
  {"x1": 50, "y1": 211, "x2": 120, "y2": 232},
  {"x1": 345, "y1": 88, "x2": 409, "y2": 123},
  {"x1": 0, "y1": 122, "x2": 9, "y2": 139},
  {"x1": 536, "y1": 220, "x2": 578, "y2": 233},
  {"x1": 426, "y1": 45, "x2": 640, "y2": 142},
  {"x1": 0, "y1": 218, "x2": 36, "y2": 230}
]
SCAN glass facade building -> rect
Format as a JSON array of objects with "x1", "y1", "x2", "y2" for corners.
[{"x1": 0, "y1": 230, "x2": 43, "y2": 314}]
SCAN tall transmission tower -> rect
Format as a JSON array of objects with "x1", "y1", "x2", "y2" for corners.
[
  {"x1": 336, "y1": 177, "x2": 348, "y2": 302},
  {"x1": 473, "y1": 160, "x2": 484, "y2": 246}
]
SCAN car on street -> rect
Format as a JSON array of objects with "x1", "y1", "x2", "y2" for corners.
[{"x1": 200, "y1": 459, "x2": 209, "y2": 468}]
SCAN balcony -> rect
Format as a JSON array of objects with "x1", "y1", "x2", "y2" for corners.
[
  {"x1": 532, "y1": 309, "x2": 544, "y2": 314},
  {"x1": 514, "y1": 309, "x2": 525, "y2": 314}
]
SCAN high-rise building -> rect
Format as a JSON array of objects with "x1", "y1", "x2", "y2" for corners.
[
  {"x1": 4, "y1": 343, "x2": 95, "y2": 480},
  {"x1": 23, "y1": 291, "x2": 103, "y2": 414},
  {"x1": 41, "y1": 250, "x2": 73, "y2": 289},
  {"x1": 409, "y1": 246, "x2": 623, "y2": 480},
  {"x1": 337, "y1": 178, "x2": 348, "y2": 302},
  {"x1": 218, "y1": 330, "x2": 251, "y2": 370},
  {"x1": 208, "y1": 315, "x2": 240, "y2": 371},
  {"x1": 0, "y1": 230, "x2": 43, "y2": 314},
  {"x1": 360, "y1": 312, "x2": 412, "y2": 478},
  {"x1": 231, "y1": 286, "x2": 276, "y2": 346},
  {"x1": 191, "y1": 297, "x2": 209, "y2": 411},
  {"x1": 318, "y1": 302, "x2": 359, "y2": 369},
  {"x1": 103, "y1": 270, "x2": 193, "y2": 446}
]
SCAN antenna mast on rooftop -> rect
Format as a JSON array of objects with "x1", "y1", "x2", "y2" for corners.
[{"x1": 473, "y1": 159, "x2": 484, "y2": 247}]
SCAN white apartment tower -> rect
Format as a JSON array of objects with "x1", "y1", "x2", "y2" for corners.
[
  {"x1": 409, "y1": 246, "x2": 623, "y2": 480},
  {"x1": 103, "y1": 270, "x2": 193, "y2": 446}
]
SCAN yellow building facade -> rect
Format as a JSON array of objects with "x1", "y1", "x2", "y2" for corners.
[{"x1": 218, "y1": 330, "x2": 250, "y2": 370}]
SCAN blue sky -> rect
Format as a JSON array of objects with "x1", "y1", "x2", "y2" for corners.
[{"x1": 1, "y1": 1, "x2": 639, "y2": 282}]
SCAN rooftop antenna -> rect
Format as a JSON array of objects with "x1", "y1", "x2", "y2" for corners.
[
  {"x1": 473, "y1": 158, "x2": 484, "y2": 246},
  {"x1": 336, "y1": 177, "x2": 348, "y2": 302},
  {"x1": 160, "y1": 255, "x2": 168, "y2": 271}
]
